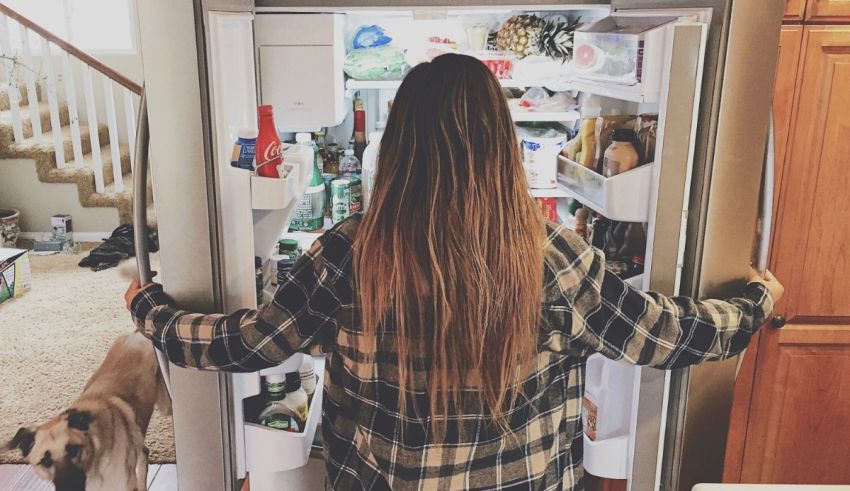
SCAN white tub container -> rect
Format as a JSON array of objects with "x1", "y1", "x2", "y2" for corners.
[{"x1": 518, "y1": 125, "x2": 567, "y2": 189}]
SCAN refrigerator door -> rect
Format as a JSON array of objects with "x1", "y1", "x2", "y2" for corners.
[
  {"x1": 613, "y1": 1, "x2": 784, "y2": 490},
  {"x1": 138, "y1": 0, "x2": 235, "y2": 491}
]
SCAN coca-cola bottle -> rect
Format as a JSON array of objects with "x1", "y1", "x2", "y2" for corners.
[{"x1": 256, "y1": 105, "x2": 283, "y2": 178}]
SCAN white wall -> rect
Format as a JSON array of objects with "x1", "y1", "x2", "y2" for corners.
[{"x1": 0, "y1": 158, "x2": 119, "y2": 234}]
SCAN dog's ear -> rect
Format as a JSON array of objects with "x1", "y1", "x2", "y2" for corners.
[
  {"x1": 66, "y1": 410, "x2": 94, "y2": 431},
  {"x1": 8, "y1": 427, "x2": 35, "y2": 457}
]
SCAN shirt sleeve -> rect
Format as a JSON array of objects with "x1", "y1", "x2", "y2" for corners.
[
  {"x1": 129, "y1": 233, "x2": 341, "y2": 372},
  {"x1": 544, "y1": 225, "x2": 774, "y2": 369}
]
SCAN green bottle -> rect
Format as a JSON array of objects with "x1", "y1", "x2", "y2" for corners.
[{"x1": 289, "y1": 133, "x2": 326, "y2": 232}]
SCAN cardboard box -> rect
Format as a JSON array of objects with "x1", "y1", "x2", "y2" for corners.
[
  {"x1": 0, "y1": 248, "x2": 32, "y2": 305},
  {"x1": 51, "y1": 214, "x2": 73, "y2": 242}
]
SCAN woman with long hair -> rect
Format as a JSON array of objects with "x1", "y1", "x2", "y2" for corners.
[{"x1": 127, "y1": 54, "x2": 782, "y2": 490}]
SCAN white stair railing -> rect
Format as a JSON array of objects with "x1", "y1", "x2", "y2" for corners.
[{"x1": 0, "y1": 3, "x2": 141, "y2": 193}]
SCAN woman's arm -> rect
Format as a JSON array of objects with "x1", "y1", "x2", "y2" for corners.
[
  {"x1": 129, "y1": 233, "x2": 344, "y2": 372},
  {"x1": 546, "y1": 225, "x2": 777, "y2": 368}
]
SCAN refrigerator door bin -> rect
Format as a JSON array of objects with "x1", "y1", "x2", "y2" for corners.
[
  {"x1": 557, "y1": 156, "x2": 653, "y2": 222},
  {"x1": 242, "y1": 356, "x2": 326, "y2": 482},
  {"x1": 583, "y1": 434, "x2": 629, "y2": 479},
  {"x1": 250, "y1": 174, "x2": 297, "y2": 210}
]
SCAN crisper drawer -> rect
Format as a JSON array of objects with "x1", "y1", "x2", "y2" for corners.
[
  {"x1": 557, "y1": 156, "x2": 654, "y2": 222},
  {"x1": 243, "y1": 355, "x2": 326, "y2": 475}
]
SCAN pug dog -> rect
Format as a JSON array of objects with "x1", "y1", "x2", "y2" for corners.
[{"x1": 7, "y1": 331, "x2": 171, "y2": 491}]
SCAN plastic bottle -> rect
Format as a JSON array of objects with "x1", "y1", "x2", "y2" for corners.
[
  {"x1": 578, "y1": 96, "x2": 602, "y2": 170},
  {"x1": 340, "y1": 150, "x2": 362, "y2": 214},
  {"x1": 258, "y1": 374, "x2": 300, "y2": 432},
  {"x1": 230, "y1": 128, "x2": 257, "y2": 170},
  {"x1": 289, "y1": 133, "x2": 326, "y2": 232},
  {"x1": 299, "y1": 356, "x2": 317, "y2": 401},
  {"x1": 339, "y1": 148, "x2": 361, "y2": 175},
  {"x1": 352, "y1": 93, "x2": 368, "y2": 162},
  {"x1": 602, "y1": 129, "x2": 640, "y2": 178},
  {"x1": 256, "y1": 105, "x2": 283, "y2": 178},
  {"x1": 254, "y1": 256, "x2": 264, "y2": 306},
  {"x1": 361, "y1": 129, "x2": 383, "y2": 210},
  {"x1": 282, "y1": 372, "x2": 309, "y2": 427}
]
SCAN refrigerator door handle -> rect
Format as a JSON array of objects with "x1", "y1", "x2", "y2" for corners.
[
  {"x1": 133, "y1": 86, "x2": 173, "y2": 397},
  {"x1": 755, "y1": 112, "x2": 775, "y2": 275}
]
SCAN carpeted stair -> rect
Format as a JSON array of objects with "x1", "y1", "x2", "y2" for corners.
[{"x1": 0, "y1": 84, "x2": 155, "y2": 229}]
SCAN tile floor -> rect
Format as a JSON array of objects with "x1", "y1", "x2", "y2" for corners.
[{"x1": 0, "y1": 464, "x2": 177, "y2": 490}]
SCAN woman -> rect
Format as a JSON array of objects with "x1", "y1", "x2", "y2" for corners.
[{"x1": 127, "y1": 54, "x2": 783, "y2": 490}]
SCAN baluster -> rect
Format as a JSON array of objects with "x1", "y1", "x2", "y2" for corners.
[
  {"x1": 39, "y1": 36, "x2": 65, "y2": 168},
  {"x1": 62, "y1": 52, "x2": 84, "y2": 165},
  {"x1": 0, "y1": 14, "x2": 24, "y2": 143},
  {"x1": 102, "y1": 74, "x2": 122, "y2": 192},
  {"x1": 123, "y1": 89, "x2": 136, "y2": 171},
  {"x1": 82, "y1": 64, "x2": 104, "y2": 192},
  {"x1": 18, "y1": 24, "x2": 41, "y2": 140}
]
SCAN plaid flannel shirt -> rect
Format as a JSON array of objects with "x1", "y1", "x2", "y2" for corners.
[{"x1": 131, "y1": 214, "x2": 773, "y2": 490}]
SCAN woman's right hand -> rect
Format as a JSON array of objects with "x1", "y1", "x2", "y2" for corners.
[{"x1": 748, "y1": 267, "x2": 784, "y2": 304}]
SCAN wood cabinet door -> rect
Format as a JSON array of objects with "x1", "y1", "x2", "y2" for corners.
[
  {"x1": 785, "y1": 0, "x2": 807, "y2": 20},
  {"x1": 737, "y1": 26, "x2": 850, "y2": 484},
  {"x1": 772, "y1": 26, "x2": 804, "y2": 215},
  {"x1": 807, "y1": 0, "x2": 850, "y2": 21}
]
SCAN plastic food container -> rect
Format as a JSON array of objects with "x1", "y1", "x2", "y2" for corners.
[
  {"x1": 573, "y1": 16, "x2": 674, "y2": 85},
  {"x1": 517, "y1": 125, "x2": 567, "y2": 189},
  {"x1": 476, "y1": 51, "x2": 515, "y2": 79}
]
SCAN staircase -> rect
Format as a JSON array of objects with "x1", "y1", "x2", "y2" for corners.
[{"x1": 0, "y1": 3, "x2": 155, "y2": 230}]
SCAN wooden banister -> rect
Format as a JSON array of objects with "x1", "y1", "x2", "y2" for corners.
[{"x1": 0, "y1": 2, "x2": 141, "y2": 95}]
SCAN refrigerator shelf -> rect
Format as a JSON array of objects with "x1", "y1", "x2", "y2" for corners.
[
  {"x1": 512, "y1": 110, "x2": 581, "y2": 123},
  {"x1": 557, "y1": 156, "x2": 654, "y2": 222},
  {"x1": 530, "y1": 187, "x2": 571, "y2": 198},
  {"x1": 569, "y1": 78, "x2": 659, "y2": 104}
]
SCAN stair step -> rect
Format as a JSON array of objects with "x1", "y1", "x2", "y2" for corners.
[
  {"x1": 12, "y1": 123, "x2": 112, "y2": 161},
  {"x1": 65, "y1": 143, "x2": 133, "y2": 188},
  {"x1": 0, "y1": 84, "x2": 32, "y2": 110},
  {"x1": 0, "y1": 101, "x2": 70, "y2": 139}
]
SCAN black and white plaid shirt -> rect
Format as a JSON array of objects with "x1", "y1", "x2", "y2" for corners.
[{"x1": 131, "y1": 214, "x2": 773, "y2": 490}]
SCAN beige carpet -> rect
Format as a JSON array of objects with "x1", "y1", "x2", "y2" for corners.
[{"x1": 0, "y1": 247, "x2": 175, "y2": 464}]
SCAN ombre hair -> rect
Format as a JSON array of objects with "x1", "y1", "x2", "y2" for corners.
[{"x1": 354, "y1": 53, "x2": 546, "y2": 433}]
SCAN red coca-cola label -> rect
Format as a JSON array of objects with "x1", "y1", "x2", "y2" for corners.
[{"x1": 256, "y1": 105, "x2": 282, "y2": 178}]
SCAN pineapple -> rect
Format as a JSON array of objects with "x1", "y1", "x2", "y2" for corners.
[{"x1": 496, "y1": 14, "x2": 581, "y2": 61}]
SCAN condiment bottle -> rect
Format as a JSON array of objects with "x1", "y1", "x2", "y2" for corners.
[
  {"x1": 258, "y1": 374, "x2": 300, "y2": 432},
  {"x1": 299, "y1": 356, "x2": 317, "y2": 402},
  {"x1": 575, "y1": 208, "x2": 590, "y2": 241},
  {"x1": 602, "y1": 129, "x2": 639, "y2": 178},
  {"x1": 282, "y1": 372, "x2": 309, "y2": 428}
]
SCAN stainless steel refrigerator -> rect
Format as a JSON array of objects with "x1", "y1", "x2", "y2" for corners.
[{"x1": 133, "y1": 1, "x2": 783, "y2": 489}]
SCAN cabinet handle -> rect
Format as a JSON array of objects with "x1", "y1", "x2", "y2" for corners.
[{"x1": 771, "y1": 316, "x2": 786, "y2": 328}]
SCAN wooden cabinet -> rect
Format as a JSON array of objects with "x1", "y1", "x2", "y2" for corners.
[
  {"x1": 725, "y1": 27, "x2": 850, "y2": 484},
  {"x1": 771, "y1": 26, "x2": 804, "y2": 214},
  {"x1": 807, "y1": 0, "x2": 850, "y2": 21},
  {"x1": 786, "y1": 0, "x2": 807, "y2": 20}
]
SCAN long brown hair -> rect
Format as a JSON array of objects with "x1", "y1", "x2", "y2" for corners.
[{"x1": 354, "y1": 54, "x2": 546, "y2": 431}]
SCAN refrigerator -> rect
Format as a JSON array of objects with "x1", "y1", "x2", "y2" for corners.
[{"x1": 133, "y1": 1, "x2": 784, "y2": 490}]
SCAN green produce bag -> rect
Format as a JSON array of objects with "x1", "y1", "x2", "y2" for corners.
[{"x1": 344, "y1": 46, "x2": 408, "y2": 81}]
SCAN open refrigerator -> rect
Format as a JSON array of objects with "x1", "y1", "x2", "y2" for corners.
[{"x1": 133, "y1": 1, "x2": 783, "y2": 490}]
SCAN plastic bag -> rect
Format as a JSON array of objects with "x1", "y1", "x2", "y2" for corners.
[
  {"x1": 352, "y1": 25, "x2": 393, "y2": 49},
  {"x1": 344, "y1": 46, "x2": 409, "y2": 81},
  {"x1": 518, "y1": 88, "x2": 577, "y2": 112}
]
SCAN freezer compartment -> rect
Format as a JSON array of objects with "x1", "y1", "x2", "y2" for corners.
[
  {"x1": 557, "y1": 156, "x2": 653, "y2": 222},
  {"x1": 241, "y1": 355, "x2": 326, "y2": 480}
]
